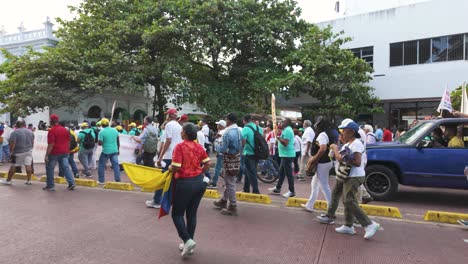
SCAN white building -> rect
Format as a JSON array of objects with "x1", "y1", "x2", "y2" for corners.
[
  {"x1": 0, "y1": 18, "x2": 205, "y2": 128},
  {"x1": 291, "y1": 0, "x2": 468, "y2": 128}
]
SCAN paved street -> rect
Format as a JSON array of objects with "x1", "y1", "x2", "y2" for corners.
[{"x1": 0, "y1": 177, "x2": 467, "y2": 264}]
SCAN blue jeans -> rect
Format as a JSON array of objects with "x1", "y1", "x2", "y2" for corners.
[
  {"x1": 153, "y1": 159, "x2": 171, "y2": 204},
  {"x1": 212, "y1": 154, "x2": 223, "y2": 185},
  {"x1": 59, "y1": 153, "x2": 79, "y2": 177},
  {"x1": 276, "y1": 157, "x2": 295, "y2": 193},
  {"x1": 243, "y1": 155, "x2": 260, "y2": 194},
  {"x1": 2, "y1": 144, "x2": 10, "y2": 162},
  {"x1": 78, "y1": 149, "x2": 93, "y2": 175},
  {"x1": 46, "y1": 154, "x2": 75, "y2": 187},
  {"x1": 98, "y1": 152, "x2": 121, "y2": 183}
]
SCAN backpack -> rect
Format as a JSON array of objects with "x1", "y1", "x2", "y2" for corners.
[
  {"x1": 92, "y1": 127, "x2": 100, "y2": 143},
  {"x1": 245, "y1": 125, "x2": 269, "y2": 160},
  {"x1": 69, "y1": 131, "x2": 78, "y2": 151},
  {"x1": 143, "y1": 131, "x2": 158, "y2": 154},
  {"x1": 80, "y1": 130, "x2": 95, "y2": 149}
]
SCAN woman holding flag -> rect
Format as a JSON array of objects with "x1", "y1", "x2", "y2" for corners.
[{"x1": 169, "y1": 122, "x2": 211, "y2": 257}]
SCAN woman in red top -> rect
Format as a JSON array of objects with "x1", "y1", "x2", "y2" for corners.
[{"x1": 169, "y1": 123, "x2": 211, "y2": 257}]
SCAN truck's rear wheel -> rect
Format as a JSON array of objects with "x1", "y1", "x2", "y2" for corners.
[{"x1": 365, "y1": 165, "x2": 399, "y2": 201}]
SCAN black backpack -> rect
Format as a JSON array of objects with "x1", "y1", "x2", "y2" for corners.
[
  {"x1": 92, "y1": 127, "x2": 100, "y2": 143},
  {"x1": 80, "y1": 130, "x2": 95, "y2": 149},
  {"x1": 245, "y1": 125, "x2": 269, "y2": 160},
  {"x1": 69, "y1": 131, "x2": 78, "y2": 151}
]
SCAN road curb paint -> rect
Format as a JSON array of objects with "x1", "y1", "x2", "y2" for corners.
[
  {"x1": 141, "y1": 188, "x2": 156, "y2": 193},
  {"x1": 236, "y1": 192, "x2": 271, "y2": 204},
  {"x1": 285, "y1": 198, "x2": 328, "y2": 210},
  {"x1": 204, "y1": 189, "x2": 220, "y2": 199},
  {"x1": 104, "y1": 182, "x2": 134, "y2": 191},
  {"x1": 39, "y1": 176, "x2": 66, "y2": 184},
  {"x1": 359, "y1": 204, "x2": 402, "y2": 218},
  {"x1": 13, "y1": 173, "x2": 37, "y2": 181},
  {"x1": 0, "y1": 172, "x2": 6, "y2": 178},
  {"x1": 75, "y1": 179, "x2": 98, "y2": 187},
  {"x1": 423, "y1": 210, "x2": 468, "y2": 224}
]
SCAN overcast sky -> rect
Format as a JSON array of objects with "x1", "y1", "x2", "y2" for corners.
[{"x1": 0, "y1": 0, "x2": 337, "y2": 34}]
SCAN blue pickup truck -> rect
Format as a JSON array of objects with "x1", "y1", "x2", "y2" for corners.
[{"x1": 365, "y1": 118, "x2": 468, "y2": 201}]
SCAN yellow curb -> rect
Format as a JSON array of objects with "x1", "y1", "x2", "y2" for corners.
[
  {"x1": 204, "y1": 189, "x2": 220, "y2": 199},
  {"x1": 39, "y1": 176, "x2": 67, "y2": 184},
  {"x1": 423, "y1": 210, "x2": 468, "y2": 224},
  {"x1": 236, "y1": 192, "x2": 271, "y2": 204},
  {"x1": 13, "y1": 173, "x2": 37, "y2": 181},
  {"x1": 359, "y1": 204, "x2": 402, "y2": 218},
  {"x1": 103, "y1": 182, "x2": 134, "y2": 191},
  {"x1": 285, "y1": 198, "x2": 328, "y2": 210},
  {"x1": 75, "y1": 179, "x2": 98, "y2": 187},
  {"x1": 0, "y1": 172, "x2": 6, "y2": 178},
  {"x1": 141, "y1": 188, "x2": 157, "y2": 193}
]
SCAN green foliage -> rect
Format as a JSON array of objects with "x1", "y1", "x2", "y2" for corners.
[{"x1": 450, "y1": 84, "x2": 468, "y2": 111}]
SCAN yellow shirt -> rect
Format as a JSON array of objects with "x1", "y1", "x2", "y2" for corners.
[{"x1": 448, "y1": 136, "x2": 464, "y2": 148}]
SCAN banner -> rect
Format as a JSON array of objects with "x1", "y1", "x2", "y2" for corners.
[
  {"x1": 118, "y1": 134, "x2": 139, "y2": 164},
  {"x1": 461, "y1": 83, "x2": 468, "y2": 115},
  {"x1": 437, "y1": 87, "x2": 452, "y2": 113},
  {"x1": 271, "y1": 93, "x2": 277, "y2": 134},
  {"x1": 32, "y1": 130, "x2": 49, "y2": 162}
]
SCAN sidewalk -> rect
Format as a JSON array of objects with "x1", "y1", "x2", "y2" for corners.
[{"x1": 0, "y1": 183, "x2": 466, "y2": 264}]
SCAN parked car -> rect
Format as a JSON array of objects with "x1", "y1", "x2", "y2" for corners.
[{"x1": 365, "y1": 118, "x2": 468, "y2": 201}]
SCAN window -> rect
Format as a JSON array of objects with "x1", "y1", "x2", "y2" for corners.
[
  {"x1": 404, "y1": 40, "x2": 418, "y2": 65},
  {"x1": 419, "y1": 39, "x2": 431, "y2": 64},
  {"x1": 432, "y1": 36, "x2": 448, "y2": 62},
  {"x1": 390, "y1": 42, "x2": 403, "y2": 66},
  {"x1": 87, "y1": 106, "x2": 101, "y2": 118},
  {"x1": 350, "y1": 46, "x2": 374, "y2": 68},
  {"x1": 448, "y1": 34, "x2": 464, "y2": 61}
]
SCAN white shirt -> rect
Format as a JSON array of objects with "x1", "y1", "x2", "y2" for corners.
[
  {"x1": 301, "y1": 127, "x2": 315, "y2": 156},
  {"x1": 366, "y1": 132, "x2": 376, "y2": 144},
  {"x1": 316, "y1": 132, "x2": 329, "y2": 145},
  {"x1": 344, "y1": 139, "x2": 366, "y2": 177},
  {"x1": 358, "y1": 128, "x2": 367, "y2": 167},
  {"x1": 214, "y1": 129, "x2": 226, "y2": 152},
  {"x1": 294, "y1": 135, "x2": 301, "y2": 152},
  {"x1": 2, "y1": 126, "x2": 13, "y2": 146},
  {"x1": 197, "y1": 131, "x2": 205, "y2": 147},
  {"x1": 202, "y1": 124, "x2": 210, "y2": 144},
  {"x1": 163, "y1": 120, "x2": 182, "y2": 160}
]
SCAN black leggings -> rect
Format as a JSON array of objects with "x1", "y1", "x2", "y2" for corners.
[
  {"x1": 293, "y1": 151, "x2": 300, "y2": 173},
  {"x1": 171, "y1": 174, "x2": 206, "y2": 242}
]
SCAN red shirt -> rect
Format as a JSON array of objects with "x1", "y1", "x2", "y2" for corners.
[
  {"x1": 48, "y1": 125, "x2": 70, "y2": 155},
  {"x1": 172, "y1": 140, "x2": 210, "y2": 178},
  {"x1": 382, "y1": 129, "x2": 393, "y2": 142}
]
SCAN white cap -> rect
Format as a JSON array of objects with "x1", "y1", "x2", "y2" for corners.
[{"x1": 215, "y1": 120, "x2": 227, "y2": 127}]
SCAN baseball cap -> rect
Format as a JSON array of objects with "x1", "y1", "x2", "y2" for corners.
[
  {"x1": 338, "y1": 119, "x2": 361, "y2": 138},
  {"x1": 116, "y1": 125, "x2": 123, "y2": 131},
  {"x1": 299, "y1": 128, "x2": 305, "y2": 132},
  {"x1": 225, "y1": 112, "x2": 237, "y2": 123},
  {"x1": 80, "y1": 122, "x2": 89, "y2": 127},
  {"x1": 137, "y1": 125, "x2": 143, "y2": 129},
  {"x1": 165, "y1": 108, "x2": 178, "y2": 115},
  {"x1": 100, "y1": 118, "x2": 110, "y2": 126},
  {"x1": 179, "y1": 114, "x2": 189, "y2": 122},
  {"x1": 215, "y1": 120, "x2": 227, "y2": 127},
  {"x1": 129, "y1": 122, "x2": 136, "y2": 127},
  {"x1": 50, "y1": 114, "x2": 59, "y2": 122}
]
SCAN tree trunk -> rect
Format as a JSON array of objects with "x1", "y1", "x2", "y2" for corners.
[{"x1": 149, "y1": 80, "x2": 167, "y2": 124}]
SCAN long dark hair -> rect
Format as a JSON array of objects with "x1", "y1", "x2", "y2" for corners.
[{"x1": 313, "y1": 116, "x2": 337, "y2": 146}]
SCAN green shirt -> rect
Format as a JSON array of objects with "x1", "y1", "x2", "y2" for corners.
[
  {"x1": 98, "y1": 127, "x2": 119, "y2": 154},
  {"x1": 278, "y1": 126, "x2": 295, "y2": 157},
  {"x1": 241, "y1": 122, "x2": 263, "y2": 155},
  {"x1": 78, "y1": 128, "x2": 96, "y2": 150},
  {"x1": 128, "y1": 128, "x2": 138, "y2": 136}
]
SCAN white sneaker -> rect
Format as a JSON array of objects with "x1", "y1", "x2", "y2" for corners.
[
  {"x1": 181, "y1": 239, "x2": 196, "y2": 257},
  {"x1": 0, "y1": 179, "x2": 12, "y2": 185},
  {"x1": 24, "y1": 180, "x2": 32, "y2": 185},
  {"x1": 335, "y1": 225, "x2": 356, "y2": 235},
  {"x1": 300, "y1": 204, "x2": 314, "y2": 213},
  {"x1": 268, "y1": 187, "x2": 280, "y2": 194},
  {"x1": 145, "y1": 200, "x2": 161, "y2": 209},
  {"x1": 97, "y1": 181, "x2": 105, "y2": 185},
  {"x1": 364, "y1": 221, "x2": 380, "y2": 239},
  {"x1": 282, "y1": 191, "x2": 295, "y2": 198},
  {"x1": 203, "y1": 176, "x2": 210, "y2": 184},
  {"x1": 179, "y1": 243, "x2": 194, "y2": 254}
]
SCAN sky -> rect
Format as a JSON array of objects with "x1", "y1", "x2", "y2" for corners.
[{"x1": 0, "y1": 0, "x2": 338, "y2": 34}]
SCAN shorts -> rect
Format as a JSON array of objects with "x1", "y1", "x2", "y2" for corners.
[{"x1": 11, "y1": 151, "x2": 33, "y2": 167}]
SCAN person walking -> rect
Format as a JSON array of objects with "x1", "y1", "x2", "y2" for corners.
[
  {"x1": 58, "y1": 123, "x2": 80, "y2": 178},
  {"x1": 43, "y1": 115, "x2": 76, "y2": 191},
  {"x1": 293, "y1": 128, "x2": 302, "y2": 176},
  {"x1": 0, "y1": 119, "x2": 34, "y2": 185},
  {"x1": 241, "y1": 114, "x2": 262, "y2": 194},
  {"x1": 77, "y1": 122, "x2": 96, "y2": 178},
  {"x1": 169, "y1": 123, "x2": 211, "y2": 257},
  {"x1": 88, "y1": 121, "x2": 100, "y2": 171},
  {"x1": 146, "y1": 108, "x2": 182, "y2": 209},
  {"x1": 268, "y1": 118, "x2": 296, "y2": 198},
  {"x1": 213, "y1": 113, "x2": 242, "y2": 215},
  {"x1": 97, "y1": 118, "x2": 121, "y2": 184},
  {"x1": 321, "y1": 119, "x2": 381, "y2": 239},
  {"x1": 298, "y1": 120, "x2": 315, "y2": 180},
  {"x1": 208, "y1": 120, "x2": 227, "y2": 189},
  {"x1": 301, "y1": 116, "x2": 336, "y2": 211},
  {"x1": 132, "y1": 116, "x2": 158, "y2": 167}
]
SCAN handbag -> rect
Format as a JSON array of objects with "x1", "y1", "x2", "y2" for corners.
[
  {"x1": 336, "y1": 162, "x2": 352, "y2": 179},
  {"x1": 223, "y1": 153, "x2": 241, "y2": 177},
  {"x1": 305, "y1": 156, "x2": 318, "y2": 176}
]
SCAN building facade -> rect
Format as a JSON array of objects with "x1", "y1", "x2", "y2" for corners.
[{"x1": 317, "y1": 0, "x2": 468, "y2": 128}]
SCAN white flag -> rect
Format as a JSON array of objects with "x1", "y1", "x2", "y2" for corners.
[
  {"x1": 461, "y1": 83, "x2": 468, "y2": 114},
  {"x1": 437, "y1": 87, "x2": 452, "y2": 113}
]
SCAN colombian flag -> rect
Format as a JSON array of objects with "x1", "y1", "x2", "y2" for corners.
[{"x1": 122, "y1": 162, "x2": 173, "y2": 219}]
